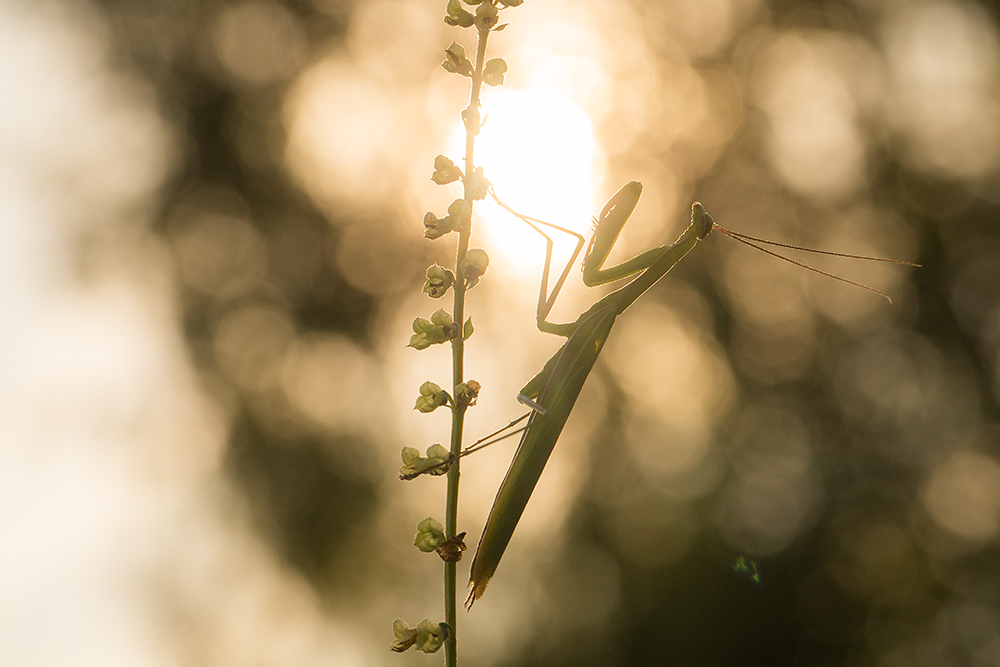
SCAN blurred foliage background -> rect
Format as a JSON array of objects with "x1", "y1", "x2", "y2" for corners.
[{"x1": 3, "y1": 0, "x2": 1000, "y2": 665}]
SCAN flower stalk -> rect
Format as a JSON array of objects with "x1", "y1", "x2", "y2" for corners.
[
  {"x1": 397, "y1": 3, "x2": 516, "y2": 665},
  {"x1": 443, "y1": 19, "x2": 492, "y2": 667}
]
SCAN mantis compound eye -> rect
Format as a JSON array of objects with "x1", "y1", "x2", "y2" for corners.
[{"x1": 691, "y1": 201, "x2": 715, "y2": 240}]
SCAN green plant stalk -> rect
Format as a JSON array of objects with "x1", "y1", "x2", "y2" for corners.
[{"x1": 444, "y1": 22, "x2": 491, "y2": 667}]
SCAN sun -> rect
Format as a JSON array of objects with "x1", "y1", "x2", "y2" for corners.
[{"x1": 448, "y1": 87, "x2": 598, "y2": 285}]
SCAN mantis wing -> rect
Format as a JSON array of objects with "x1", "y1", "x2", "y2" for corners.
[{"x1": 467, "y1": 300, "x2": 619, "y2": 605}]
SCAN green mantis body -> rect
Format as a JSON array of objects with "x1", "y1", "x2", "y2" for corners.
[{"x1": 468, "y1": 182, "x2": 715, "y2": 605}]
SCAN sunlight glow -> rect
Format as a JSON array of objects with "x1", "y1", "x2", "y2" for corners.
[{"x1": 450, "y1": 88, "x2": 598, "y2": 281}]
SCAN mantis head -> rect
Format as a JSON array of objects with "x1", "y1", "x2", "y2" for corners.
[{"x1": 692, "y1": 202, "x2": 715, "y2": 240}]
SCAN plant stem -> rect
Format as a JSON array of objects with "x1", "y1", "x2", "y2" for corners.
[{"x1": 444, "y1": 22, "x2": 491, "y2": 667}]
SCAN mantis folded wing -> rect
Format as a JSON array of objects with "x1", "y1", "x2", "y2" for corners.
[{"x1": 467, "y1": 183, "x2": 918, "y2": 606}]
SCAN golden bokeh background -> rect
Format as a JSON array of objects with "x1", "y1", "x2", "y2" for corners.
[{"x1": 3, "y1": 0, "x2": 1000, "y2": 665}]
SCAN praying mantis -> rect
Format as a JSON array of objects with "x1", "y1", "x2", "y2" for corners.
[{"x1": 466, "y1": 182, "x2": 918, "y2": 606}]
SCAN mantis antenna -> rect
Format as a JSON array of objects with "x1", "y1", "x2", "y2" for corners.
[{"x1": 711, "y1": 222, "x2": 921, "y2": 303}]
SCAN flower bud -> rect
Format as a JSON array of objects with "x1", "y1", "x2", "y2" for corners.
[
  {"x1": 434, "y1": 314, "x2": 461, "y2": 341},
  {"x1": 446, "y1": 198, "x2": 472, "y2": 231},
  {"x1": 431, "y1": 154, "x2": 464, "y2": 184},
  {"x1": 390, "y1": 619, "x2": 419, "y2": 653},
  {"x1": 414, "y1": 381, "x2": 448, "y2": 412},
  {"x1": 482, "y1": 58, "x2": 507, "y2": 87},
  {"x1": 444, "y1": 0, "x2": 474, "y2": 27},
  {"x1": 455, "y1": 380, "x2": 481, "y2": 408},
  {"x1": 408, "y1": 334, "x2": 432, "y2": 350},
  {"x1": 422, "y1": 264, "x2": 454, "y2": 298},
  {"x1": 408, "y1": 312, "x2": 457, "y2": 349},
  {"x1": 474, "y1": 1, "x2": 499, "y2": 30},
  {"x1": 414, "y1": 517, "x2": 446, "y2": 552},
  {"x1": 415, "y1": 620, "x2": 447, "y2": 654},
  {"x1": 441, "y1": 44, "x2": 473, "y2": 78},
  {"x1": 426, "y1": 443, "x2": 449, "y2": 461},
  {"x1": 408, "y1": 317, "x2": 433, "y2": 350},
  {"x1": 400, "y1": 446, "x2": 421, "y2": 467},
  {"x1": 419, "y1": 380, "x2": 442, "y2": 396},
  {"x1": 399, "y1": 444, "x2": 451, "y2": 480},
  {"x1": 435, "y1": 532, "x2": 467, "y2": 563},
  {"x1": 461, "y1": 249, "x2": 489, "y2": 285},
  {"x1": 430, "y1": 308, "x2": 454, "y2": 327},
  {"x1": 423, "y1": 211, "x2": 456, "y2": 240},
  {"x1": 390, "y1": 618, "x2": 447, "y2": 654}
]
